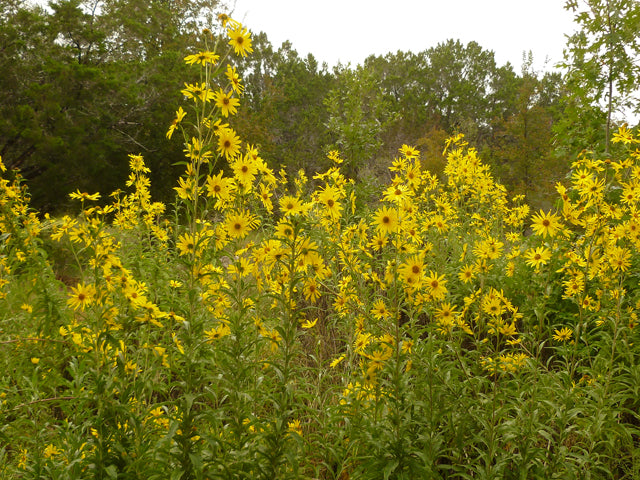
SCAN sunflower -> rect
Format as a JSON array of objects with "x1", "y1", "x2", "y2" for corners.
[
  {"x1": 214, "y1": 88, "x2": 240, "y2": 117},
  {"x1": 232, "y1": 155, "x2": 258, "y2": 185},
  {"x1": 374, "y1": 206, "x2": 399, "y2": 234},
  {"x1": 217, "y1": 128, "x2": 242, "y2": 160},
  {"x1": 524, "y1": 246, "x2": 552, "y2": 270},
  {"x1": 425, "y1": 271, "x2": 447, "y2": 300},
  {"x1": 317, "y1": 185, "x2": 342, "y2": 218},
  {"x1": 368, "y1": 230, "x2": 388, "y2": 251},
  {"x1": 399, "y1": 144, "x2": 419, "y2": 159},
  {"x1": 184, "y1": 137, "x2": 213, "y2": 163},
  {"x1": 204, "y1": 323, "x2": 231, "y2": 342},
  {"x1": 435, "y1": 302, "x2": 457, "y2": 334},
  {"x1": 383, "y1": 183, "x2": 411, "y2": 204},
  {"x1": 205, "y1": 171, "x2": 234, "y2": 202},
  {"x1": 458, "y1": 264, "x2": 476, "y2": 283},
  {"x1": 531, "y1": 210, "x2": 562, "y2": 238},
  {"x1": 225, "y1": 65, "x2": 244, "y2": 95},
  {"x1": 303, "y1": 277, "x2": 321, "y2": 302},
  {"x1": 257, "y1": 183, "x2": 273, "y2": 212},
  {"x1": 609, "y1": 245, "x2": 631, "y2": 272},
  {"x1": 176, "y1": 233, "x2": 198, "y2": 256},
  {"x1": 399, "y1": 255, "x2": 424, "y2": 287},
  {"x1": 275, "y1": 220, "x2": 295, "y2": 240},
  {"x1": 370, "y1": 299, "x2": 390, "y2": 320},
  {"x1": 181, "y1": 82, "x2": 214, "y2": 102},
  {"x1": 279, "y1": 195, "x2": 304, "y2": 216},
  {"x1": 227, "y1": 24, "x2": 253, "y2": 57},
  {"x1": 67, "y1": 282, "x2": 97, "y2": 311},
  {"x1": 552, "y1": 327, "x2": 573, "y2": 342},
  {"x1": 225, "y1": 210, "x2": 258, "y2": 239},
  {"x1": 184, "y1": 51, "x2": 219, "y2": 66}
]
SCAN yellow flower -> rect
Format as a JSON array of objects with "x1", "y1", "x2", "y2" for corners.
[
  {"x1": 68, "y1": 189, "x2": 101, "y2": 201},
  {"x1": 176, "y1": 233, "x2": 198, "y2": 256},
  {"x1": 374, "y1": 206, "x2": 399, "y2": 234},
  {"x1": 399, "y1": 255, "x2": 424, "y2": 288},
  {"x1": 368, "y1": 230, "x2": 388, "y2": 251},
  {"x1": 232, "y1": 155, "x2": 258, "y2": 185},
  {"x1": 17, "y1": 448, "x2": 27, "y2": 469},
  {"x1": 354, "y1": 332, "x2": 372, "y2": 353},
  {"x1": 399, "y1": 144, "x2": 419, "y2": 159},
  {"x1": 609, "y1": 245, "x2": 631, "y2": 272},
  {"x1": 303, "y1": 277, "x2": 321, "y2": 302},
  {"x1": 531, "y1": 210, "x2": 562, "y2": 238},
  {"x1": 257, "y1": 183, "x2": 273, "y2": 212},
  {"x1": 67, "y1": 282, "x2": 97, "y2": 311},
  {"x1": 611, "y1": 124, "x2": 637, "y2": 144},
  {"x1": 370, "y1": 299, "x2": 390, "y2": 320},
  {"x1": 227, "y1": 24, "x2": 253, "y2": 57},
  {"x1": 327, "y1": 150, "x2": 343, "y2": 164},
  {"x1": 128, "y1": 153, "x2": 150, "y2": 173},
  {"x1": 383, "y1": 183, "x2": 411, "y2": 204},
  {"x1": 524, "y1": 246, "x2": 552, "y2": 270},
  {"x1": 482, "y1": 296, "x2": 504, "y2": 317},
  {"x1": 217, "y1": 128, "x2": 242, "y2": 160},
  {"x1": 225, "y1": 210, "x2": 258, "y2": 239},
  {"x1": 435, "y1": 302, "x2": 457, "y2": 334},
  {"x1": 206, "y1": 171, "x2": 235, "y2": 202},
  {"x1": 181, "y1": 82, "x2": 214, "y2": 102},
  {"x1": 330, "y1": 354, "x2": 345, "y2": 368},
  {"x1": 214, "y1": 88, "x2": 240, "y2": 117},
  {"x1": 279, "y1": 195, "x2": 304, "y2": 216},
  {"x1": 287, "y1": 419, "x2": 303, "y2": 436},
  {"x1": 225, "y1": 65, "x2": 244, "y2": 95},
  {"x1": 184, "y1": 137, "x2": 213, "y2": 163},
  {"x1": 275, "y1": 220, "x2": 295, "y2": 240},
  {"x1": 458, "y1": 264, "x2": 476, "y2": 283},
  {"x1": 301, "y1": 318, "x2": 317, "y2": 328},
  {"x1": 204, "y1": 323, "x2": 231, "y2": 341},
  {"x1": 317, "y1": 185, "x2": 343, "y2": 218},
  {"x1": 217, "y1": 13, "x2": 238, "y2": 28},
  {"x1": 184, "y1": 51, "x2": 219, "y2": 66},
  {"x1": 553, "y1": 327, "x2": 573, "y2": 342},
  {"x1": 43, "y1": 444, "x2": 62, "y2": 458},
  {"x1": 425, "y1": 271, "x2": 447, "y2": 300}
]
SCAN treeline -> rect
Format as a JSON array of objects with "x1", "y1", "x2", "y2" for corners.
[{"x1": 2, "y1": 0, "x2": 636, "y2": 212}]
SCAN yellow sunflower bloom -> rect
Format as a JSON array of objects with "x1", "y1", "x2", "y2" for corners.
[{"x1": 227, "y1": 24, "x2": 253, "y2": 57}]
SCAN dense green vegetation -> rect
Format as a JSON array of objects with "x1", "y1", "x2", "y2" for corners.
[
  {"x1": 2, "y1": 1, "x2": 640, "y2": 479},
  {"x1": 7, "y1": 0, "x2": 636, "y2": 212}
]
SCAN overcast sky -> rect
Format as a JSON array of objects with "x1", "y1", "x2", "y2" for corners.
[{"x1": 229, "y1": 0, "x2": 577, "y2": 72}]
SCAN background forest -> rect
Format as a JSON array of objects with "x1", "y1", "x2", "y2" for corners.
[{"x1": 4, "y1": 0, "x2": 637, "y2": 212}]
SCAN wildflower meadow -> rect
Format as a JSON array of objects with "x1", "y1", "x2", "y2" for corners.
[{"x1": 1, "y1": 13, "x2": 640, "y2": 480}]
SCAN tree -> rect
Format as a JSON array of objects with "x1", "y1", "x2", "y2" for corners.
[
  {"x1": 324, "y1": 65, "x2": 398, "y2": 178},
  {"x1": 488, "y1": 57, "x2": 567, "y2": 208},
  {"x1": 0, "y1": 0, "x2": 225, "y2": 211},
  {"x1": 236, "y1": 38, "x2": 334, "y2": 177},
  {"x1": 424, "y1": 40, "x2": 500, "y2": 141},
  {"x1": 561, "y1": 0, "x2": 640, "y2": 154}
]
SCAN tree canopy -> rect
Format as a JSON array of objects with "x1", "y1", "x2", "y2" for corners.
[{"x1": 2, "y1": 0, "x2": 638, "y2": 212}]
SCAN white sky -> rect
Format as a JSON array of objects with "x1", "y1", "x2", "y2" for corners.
[{"x1": 229, "y1": 0, "x2": 577, "y2": 72}]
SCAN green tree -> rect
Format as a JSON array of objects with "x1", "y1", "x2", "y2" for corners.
[
  {"x1": 561, "y1": 0, "x2": 640, "y2": 154},
  {"x1": 488, "y1": 56, "x2": 568, "y2": 208},
  {"x1": 324, "y1": 65, "x2": 398, "y2": 178},
  {"x1": 236, "y1": 38, "x2": 334, "y2": 177},
  {"x1": 424, "y1": 40, "x2": 501, "y2": 142},
  {"x1": 0, "y1": 0, "x2": 224, "y2": 212}
]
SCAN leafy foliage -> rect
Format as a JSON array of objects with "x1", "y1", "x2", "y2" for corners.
[{"x1": 1, "y1": 14, "x2": 640, "y2": 479}]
